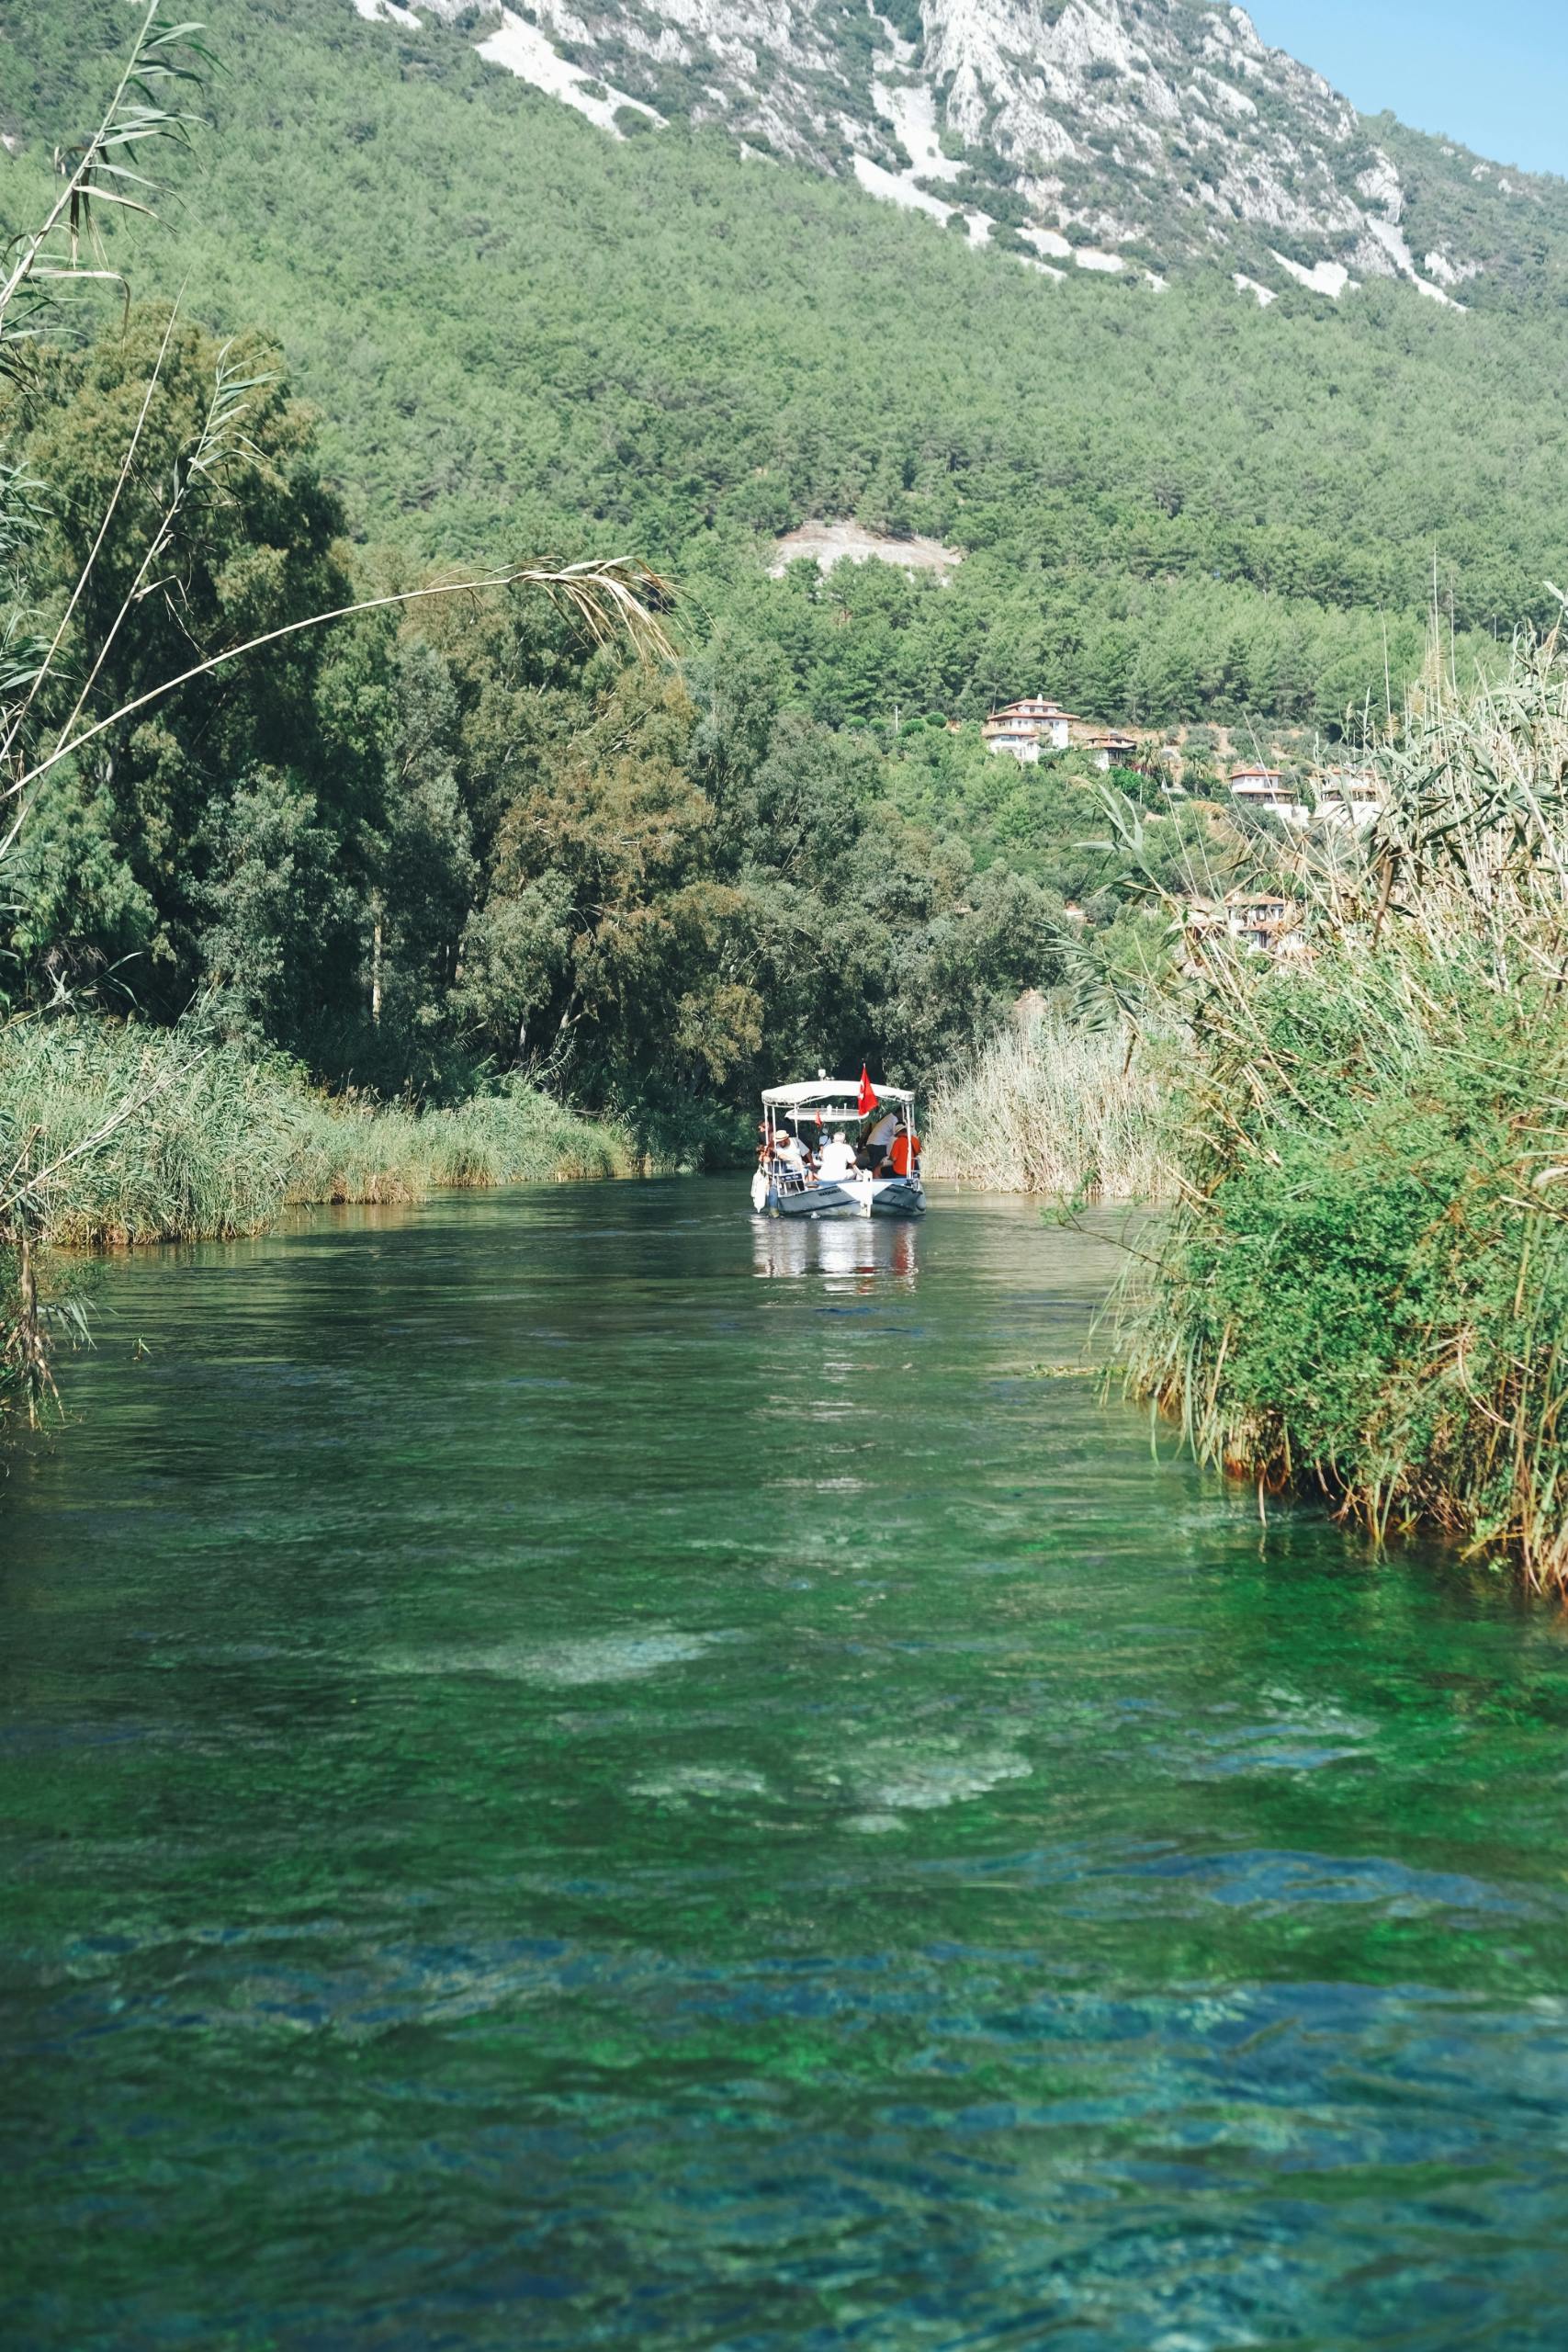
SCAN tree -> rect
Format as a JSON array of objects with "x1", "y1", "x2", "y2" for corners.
[
  {"x1": 5, "y1": 307, "x2": 370, "y2": 1012},
  {"x1": 199, "y1": 767, "x2": 361, "y2": 1053}
]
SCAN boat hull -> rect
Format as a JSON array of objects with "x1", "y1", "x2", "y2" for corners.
[{"x1": 751, "y1": 1171, "x2": 925, "y2": 1219}]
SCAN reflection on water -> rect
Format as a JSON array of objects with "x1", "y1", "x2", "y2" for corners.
[
  {"x1": 751, "y1": 1209, "x2": 919, "y2": 1285},
  {"x1": 5, "y1": 1178, "x2": 1568, "y2": 2349}
]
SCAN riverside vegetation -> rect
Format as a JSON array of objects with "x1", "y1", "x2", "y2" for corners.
[
  {"x1": 0, "y1": 13, "x2": 642, "y2": 1409},
  {"x1": 926, "y1": 1015, "x2": 1172, "y2": 1202},
  {"x1": 900, "y1": 628, "x2": 1568, "y2": 1593},
  {"x1": 2, "y1": 1022, "x2": 632, "y2": 1251},
  {"x1": 925, "y1": 626, "x2": 1568, "y2": 1591},
  {"x1": 1118, "y1": 630, "x2": 1568, "y2": 1592},
  {"x1": 8, "y1": 9, "x2": 1568, "y2": 1594}
]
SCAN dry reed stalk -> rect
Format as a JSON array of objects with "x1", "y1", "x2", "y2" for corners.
[{"x1": 927, "y1": 1015, "x2": 1174, "y2": 1200}]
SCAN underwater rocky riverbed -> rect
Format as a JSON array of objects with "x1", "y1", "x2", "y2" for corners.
[{"x1": 5, "y1": 1178, "x2": 1568, "y2": 2348}]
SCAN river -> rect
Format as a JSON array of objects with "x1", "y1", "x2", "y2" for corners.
[{"x1": 5, "y1": 1178, "x2": 1568, "y2": 2347}]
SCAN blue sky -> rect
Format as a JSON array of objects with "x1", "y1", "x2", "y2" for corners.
[{"x1": 1247, "y1": 1, "x2": 1568, "y2": 178}]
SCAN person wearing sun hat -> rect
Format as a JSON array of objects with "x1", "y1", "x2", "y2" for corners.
[{"x1": 773, "y1": 1120, "x2": 807, "y2": 1177}]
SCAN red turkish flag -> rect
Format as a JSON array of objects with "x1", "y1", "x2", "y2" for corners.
[{"x1": 857, "y1": 1066, "x2": 878, "y2": 1116}]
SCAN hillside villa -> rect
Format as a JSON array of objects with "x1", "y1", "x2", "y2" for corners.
[
  {"x1": 981, "y1": 701, "x2": 1152, "y2": 766},
  {"x1": 1315, "y1": 768, "x2": 1383, "y2": 828},
  {"x1": 981, "y1": 697, "x2": 1079, "y2": 759},
  {"x1": 1229, "y1": 764, "x2": 1308, "y2": 827}
]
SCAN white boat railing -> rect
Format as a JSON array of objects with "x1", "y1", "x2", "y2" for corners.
[{"x1": 758, "y1": 1080, "x2": 923, "y2": 1214}]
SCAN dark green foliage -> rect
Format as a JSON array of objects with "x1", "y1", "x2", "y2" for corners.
[
  {"x1": 2, "y1": 0, "x2": 1563, "y2": 741},
  {"x1": 1141, "y1": 962, "x2": 1568, "y2": 1564},
  {"x1": 2, "y1": 308, "x2": 380, "y2": 1032},
  {"x1": 198, "y1": 769, "x2": 363, "y2": 1048},
  {"x1": 412, "y1": 634, "x2": 1065, "y2": 1146}
]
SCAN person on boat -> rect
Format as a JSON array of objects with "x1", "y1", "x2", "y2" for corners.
[
  {"x1": 817, "y1": 1128, "x2": 858, "y2": 1184},
  {"x1": 772, "y1": 1123, "x2": 809, "y2": 1181},
  {"x1": 890, "y1": 1114, "x2": 921, "y2": 1180},
  {"x1": 861, "y1": 1103, "x2": 899, "y2": 1173}
]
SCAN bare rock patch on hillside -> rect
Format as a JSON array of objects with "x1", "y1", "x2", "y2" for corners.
[{"x1": 766, "y1": 522, "x2": 964, "y2": 580}]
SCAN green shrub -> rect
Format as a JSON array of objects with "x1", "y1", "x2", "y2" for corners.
[
  {"x1": 1133, "y1": 956, "x2": 1568, "y2": 1565},
  {"x1": 0, "y1": 1019, "x2": 634, "y2": 1251},
  {"x1": 1123, "y1": 631, "x2": 1568, "y2": 1588}
]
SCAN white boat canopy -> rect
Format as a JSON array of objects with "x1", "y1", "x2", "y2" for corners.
[{"x1": 761, "y1": 1079, "x2": 913, "y2": 1111}]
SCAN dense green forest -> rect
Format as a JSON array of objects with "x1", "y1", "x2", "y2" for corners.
[
  {"x1": 4, "y1": 0, "x2": 1568, "y2": 748},
  {"x1": 3, "y1": 0, "x2": 1567, "y2": 1153},
  {"x1": 0, "y1": 300, "x2": 1062, "y2": 1153}
]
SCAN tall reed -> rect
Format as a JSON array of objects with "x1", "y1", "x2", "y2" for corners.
[
  {"x1": 926, "y1": 1014, "x2": 1173, "y2": 1200},
  {"x1": 1122, "y1": 628, "x2": 1568, "y2": 1589},
  {"x1": 0, "y1": 1019, "x2": 632, "y2": 1251}
]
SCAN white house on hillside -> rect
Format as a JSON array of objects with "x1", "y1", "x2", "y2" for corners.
[
  {"x1": 981, "y1": 696, "x2": 1079, "y2": 761},
  {"x1": 1315, "y1": 769, "x2": 1383, "y2": 829},
  {"x1": 1230, "y1": 765, "x2": 1307, "y2": 827}
]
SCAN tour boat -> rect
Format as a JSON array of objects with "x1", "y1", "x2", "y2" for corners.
[{"x1": 750, "y1": 1076, "x2": 925, "y2": 1219}]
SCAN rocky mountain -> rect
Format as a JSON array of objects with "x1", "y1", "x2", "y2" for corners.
[
  {"x1": 355, "y1": 0, "x2": 1568, "y2": 307},
  {"x1": 6, "y1": 0, "x2": 1568, "y2": 735}
]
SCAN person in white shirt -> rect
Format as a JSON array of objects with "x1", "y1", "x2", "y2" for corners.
[
  {"x1": 773, "y1": 1125, "x2": 807, "y2": 1178},
  {"x1": 817, "y1": 1129, "x2": 858, "y2": 1183},
  {"x1": 863, "y1": 1106, "x2": 898, "y2": 1173}
]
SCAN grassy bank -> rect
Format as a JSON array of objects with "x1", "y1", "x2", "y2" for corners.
[
  {"x1": 926, "y1": 1015, "x2": 1172, "y2": 1201},
  {"x1": 1, "y1": 1016, "x2": 635, "y2": 1419},
  {"x1": 2, "y1": 1018, "x2": 633, "y2": 1251},
  {"x1": 1123, "y1": 634, "x2": 1568, "y2": 1590}
]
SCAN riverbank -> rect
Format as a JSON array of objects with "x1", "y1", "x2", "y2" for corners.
[
  {"x1": 1124, "y1": 936, "x2": 1568, "y2": 1580},
  {"x1": 2, "y1": 1019, "x2": 633, "y2": 1249},
  {"x1": 1122, "y1": 636, "x2": 1568, "y2": 1592},
  {"x1": 925, "y1": 1015, "x2": 1171, "y2": 1200},
  {"x1": 0, "y1": 1017, "x2": 633, "y2": 1418}
]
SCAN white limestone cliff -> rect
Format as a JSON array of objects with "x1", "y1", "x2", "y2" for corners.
[{"x1": 355, "y1": 0, "x2": 1510, "y2": 305}]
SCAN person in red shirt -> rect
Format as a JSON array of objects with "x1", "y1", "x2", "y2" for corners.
[{"x1": 890, "y1": 1115, "x2": 920, "y2": 1179}]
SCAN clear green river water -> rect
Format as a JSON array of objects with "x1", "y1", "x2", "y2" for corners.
[{"x1": 5, "y1": 1178, "x2": 1568, "y2": 2350}]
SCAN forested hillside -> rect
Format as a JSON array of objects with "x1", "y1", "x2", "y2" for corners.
[
  {"x1": 4, "y1": 0, "x2": 1568, "y2": 741},
  {"x1": 4, "y1": 0, "x2": 1568, "y2": 1170},
  {"x1": 8, "y1": 0, "x2": 1568, "y2": 1566}
]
